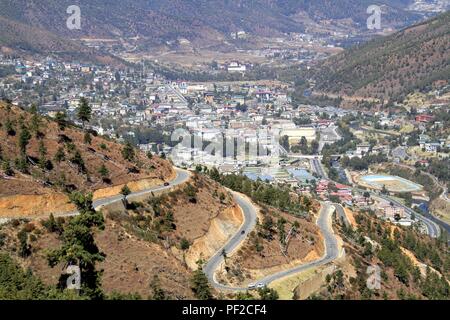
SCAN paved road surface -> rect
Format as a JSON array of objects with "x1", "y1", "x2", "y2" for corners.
[
  {"x1": 313, "y1": 159, "x2": 443, "y2": 238},
  {"x1": 383, "y1": 163, "x2": 450, "y2": 233},
  {"x1": 319, "y1": 125, "x2": 341, "y2": 153},
  {"x1": 288, "y1": 155, "x2": 323, "y2": 160},
  {"x1": 203, "y1": 192, "x2": 258, "y2": 291},
  {"x1": 0, "y1": 168, "x2": 191, "y2": 222},
  {"x1": 204, "y1": 200, "x2": 339, "y2": 291},
  {"x1": 309, "y1": 156, "x2": 441, "y2": 238},
  {"x1": 54, "y1": 168, "x2": 190, "y2": 218},
  {"x1": 94, "y1": 168, "x2": 190, "y2": 209},
  {"x1": 311, "y1": 158, "x2": 327, "y2": 178},
  {"x1": 375, "y1": 193, "x2": 442, "y2": 238},
  {"x1": 255, "y1": 203, "x2": 339, "y2": 287}
]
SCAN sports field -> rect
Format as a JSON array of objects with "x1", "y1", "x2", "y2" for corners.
[{"x1": 358, "y1": 174, "x2": 423, "y2": 192}]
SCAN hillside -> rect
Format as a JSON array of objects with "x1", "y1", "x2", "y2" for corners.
[
  {"x1": 216, "y1": 203, "x2": 324, "y2": 288},
  {"x1": 0, "y1": 173, "x2": 247, "y2": 299},
  {"x1": 279, "y1": 0, "x2": 420, "y2": 29},
  {"x1": 313, "y1": 11, "x2": 450, "y2": 103},
  {"x1": 0, "y1": 101, "x2": 174, "y2": 217},
  {"x1": 0, "y1": 16, "x2": 124, "y2": 66},
  {"x1": 0, "y1": 100, "x2": 257, "y2": 299},
  {"x1": 310, "y1": 211, "x2": 450, "y2": 300},
  {"x1": 0, "y1": 1, "x2": 428, "y2": 53}
]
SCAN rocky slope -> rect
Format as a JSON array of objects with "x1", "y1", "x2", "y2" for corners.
[
  {"x1": 310, "y1": 211, "x2": 450, "y2": 300},
  {"x1": 0, "y1": 173, "x2": 245, "y2": 299}
]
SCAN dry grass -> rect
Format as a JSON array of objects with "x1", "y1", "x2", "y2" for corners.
[
  {"x1": 430, "y1": 197, "x2": 450, "y2": 225},
  {"x1": 216, "y1": 205, "x2": 324, "y2": 287},
  {"x1": 0, "y1": 175, "x2": 241, "y2": 298},
  {"x1": 269, "y1": 266, "x2": 320, "y2": 300},
  {"x1": 0, "y1": 103, "x2": 173, "y2": 217}
]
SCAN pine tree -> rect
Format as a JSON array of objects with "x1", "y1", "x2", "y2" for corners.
[
  {"x1": 180, "y1": 238, "x2": 190, "y2": 250},
  {"x1": 209, "y1": 167, "x2": 220, "y2": 181},
  {"x1": 70, "y1": 150, "x2": 85, "y2": 173},
  {"x1": 4, "y1": 118, "x2": 15, "y2": 136},
  {"x1": 257, "y1": 287, "x2": 279, "y2": 300},
  {"x1": 120, "y1": 184, "x2": 131, "y2": 208},
  {"x1": 17, "y1": 230, "x2": 31, "y2": 258},
  {"x1": 38, "y1": 140, "x2": 47, "y2": 170},
  {"x1": 54, "y1": 147, "x2": 66, "y2": 163},
  {"x1": 84, "y1": 132, "x2": 92, "y2": 145},
  {"x1": 55, "y1": 111, "x2": 67, "y2": 130},
  {"x1": 47, "y1": 192, "x2": 105, "y2": 299},
  {"x1": 190, "y1": 261, "x2": 212, "y2": 300},
  {"x1": 15, "y1": 157, "x2": 28, "y2": 173},
  {"x1": 120, "y1": 185, "x2": 131, "y2": 197},
  {"x1": 1, "y1": 160, "x2": 13, "y2": 176},
  {"x1": 43, "y1": 213, "x2": 57, "y2": 233},
  {"x1": 149, "y1": 275, "x2": 168, "y2": 300},
  {"x1": 18, "y1": 126, "x2": 31, "y2": 155},
  {"x1": 77, "y1": 97, "x2": 92, "y2": 127},
  {"x1": 121, "y1": 142, "x2": 135, "y2": 162},
  {"x1": 30, "y1": 105, "x2": 43, "y2": 137},
  {"x1": 98, "y1": 164, "x2": 109, "y2": 181}
]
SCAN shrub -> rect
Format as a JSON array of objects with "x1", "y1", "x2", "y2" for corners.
[
  {"x1": 122, "y1": 142, "x2": 135, "y2": 162},
  {"x1": 22, "y1": 223, "x2": 35, "y2": 233},
  {"x1": 2, "y1": 160, "x2": 13, "y2": 176},
  {"x1": 180, "y1": 238, "x2": 190, "y2": 250}
]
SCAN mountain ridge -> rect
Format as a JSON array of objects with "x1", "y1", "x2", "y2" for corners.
[
  {"x1": 0, "y1": 0, "x2": 431, "y2": 56},
  {"x1": 312, "y1": 11, "x2": 450, "y2": 103}
]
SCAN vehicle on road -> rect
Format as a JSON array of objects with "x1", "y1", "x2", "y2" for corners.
[
  {"x1": 247, "y1": 283, "x2": 256, "y2": 290},
  {"x1": 164, "y1": 182, "x2": 170, "y2": 186},
  {"x1": 241, "y1": 230, "x2": 245, "y2": 235},
  {"x1": 256, "y1": 283, "x2": 265, "y2": 289}
]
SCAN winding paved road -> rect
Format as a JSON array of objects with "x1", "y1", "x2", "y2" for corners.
[
  {"x1": 1, "y1": 164, "x2": 341, "y2": 292},
  {"x1": 51, "y1": 168, "x2": 191, "y2": 218},
  {"x1": 350, "y1": 186, "x2": 442, "y2": 239},
  {"x1": 203, "y1": 192, "x2": 258, "y2": 290},
  {"x1": 75, "y1": 167, "x2": 340, "y2": 292},
  {"x1": 204, "y1": 200, "x2": 340, "y2": 291},
  {"x1": 309, "y1": 156, "x2": 442, "y2": 238},
  {"x1": 94, "y1": 168, "x2": 190, "y2": 210},
  {"x1": 256, "y1": 202, "x2": 339, "y2": 286},
  {"x1": 374, "y1": 192, "x2": 442, "y2": 238},
  {"x1": 388, "y1": 163, "x2": 450, "y2": 232}
]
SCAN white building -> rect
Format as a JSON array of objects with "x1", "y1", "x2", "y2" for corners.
[{"x1": 227, "y1": 62, "x2": 246, "y2": 73}]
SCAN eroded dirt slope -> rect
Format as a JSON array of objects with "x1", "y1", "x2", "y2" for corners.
[{"x1": 0, "y1": 102, "x2": 173, "y2": 217}]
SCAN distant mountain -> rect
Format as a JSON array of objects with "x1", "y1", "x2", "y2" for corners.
[
  {"x1": 0, "y1": 1, "x2": 430, "y2": 52},
  {"x1": 313, "y1": 11, "x2": 450, "y2": 103},
  {"x1": 278, "y1": 0, "x2": 420, "y2": 26},
  {"x1": 0, "y1": 15, "x2": 124, "y2": 66}
]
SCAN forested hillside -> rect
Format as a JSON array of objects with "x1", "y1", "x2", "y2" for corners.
[
  {"x1": 0, "y1": 0, "x2": 426, "y2": 53},
  {"x1": 313, "y1": 11, "x2": 450, "y2": 103}
]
